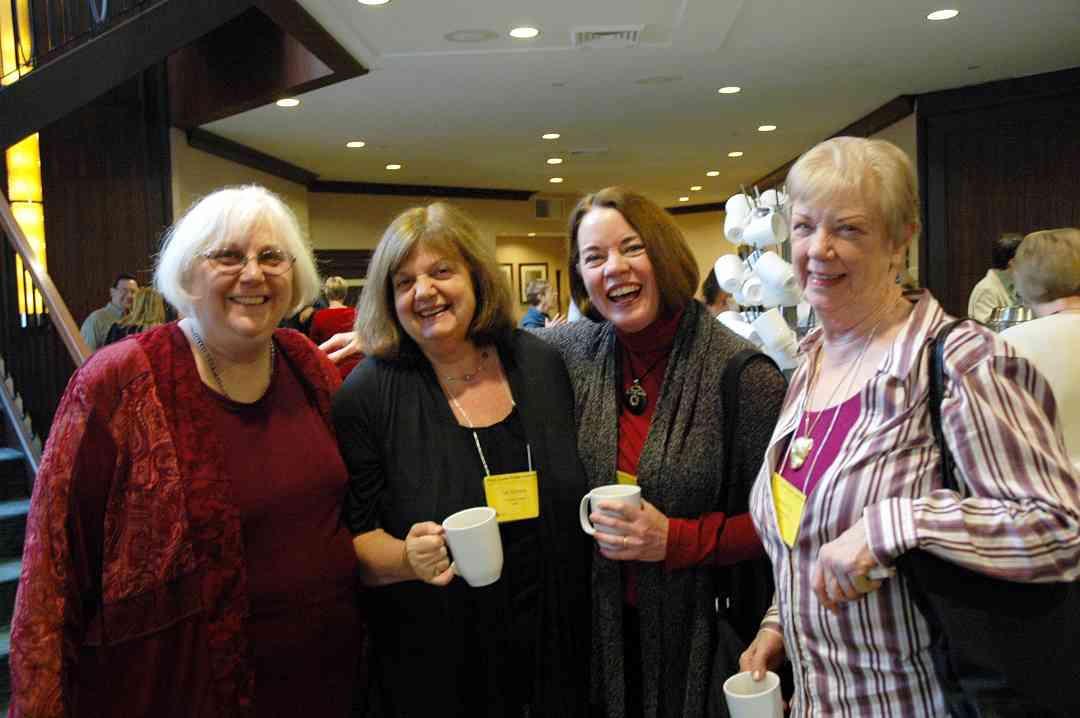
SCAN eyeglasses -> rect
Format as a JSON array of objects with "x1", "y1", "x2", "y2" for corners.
[{"x1": 203, "y1": 248, "x2": 295, "y2": 276}]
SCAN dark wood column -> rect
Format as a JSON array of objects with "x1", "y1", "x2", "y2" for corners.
[
  {"x1": 39, "y1": 64, "x2": 172, "y2": 324},
  {"x1": 918, "y1": 69, "x2": 1080, "y2": 316}
]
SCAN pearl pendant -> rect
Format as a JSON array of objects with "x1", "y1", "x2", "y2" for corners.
[{"x1": 790, "y1": 436, "x2": 814, "y2": 470}]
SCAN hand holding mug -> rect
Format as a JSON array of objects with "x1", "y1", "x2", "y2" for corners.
[
  {"x1": 404, "y1": 522, "x2": 454, "y2": 586},
  {"x1": 580, "y1": 485, "x2": 669, "y2": 562}
]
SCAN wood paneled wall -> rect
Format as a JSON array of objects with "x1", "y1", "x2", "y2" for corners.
[
  {"x1": 39, "y1": 64, "x2": 172, "y2": 325},
  {"x1": 919, "y1": 69, "x2": 1080, "y2": 316}
]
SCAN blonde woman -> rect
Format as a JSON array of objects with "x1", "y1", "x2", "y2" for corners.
[{"x1": 104, "y1": 285, "x2": 167, "y2": 344}]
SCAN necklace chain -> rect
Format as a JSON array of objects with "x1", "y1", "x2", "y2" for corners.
[
  {"x1": 787, "y1": 298, "x2": 899, "y2": 472},
  {"x1": 190, "y1": 326, "x2": 275, "y2": 401},
  {"x1": 442, "y1": 350, "x2": 488, "y2": 384}
]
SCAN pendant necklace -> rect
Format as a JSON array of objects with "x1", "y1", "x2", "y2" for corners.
[
  {"x1": 788, "y1": 299, "x2": 896, "y2": 470},
  {"x1": 442, "y1": 350, "x2": 489, "y2": 384},
  {"x1": 190, "y1": 326, "x2": 275, "y2": 402},
  {"x1": 622, "y1": 346, "x2": 667, "y2": 416}
]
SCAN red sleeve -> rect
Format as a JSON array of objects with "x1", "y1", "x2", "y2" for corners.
[{"x1": 664, "y1": 512, "x2": 764, "y2": 572}]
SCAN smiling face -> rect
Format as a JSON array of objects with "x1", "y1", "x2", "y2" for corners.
[
  {"x1": 576, "y1": 207, "x2": 660, "y2": 333},
  {"x1": 187, "y1": 228, "x2": 294, "y2": 352},
  {"x1": 111, "y1": 278, "x2": 138, "y2": 312},
  {"x1": 790, "y1": 191, "x2": 905, "y2": 325},
  {"x1": 392, "y1": 244, "x2": 477, "y2": 354}
]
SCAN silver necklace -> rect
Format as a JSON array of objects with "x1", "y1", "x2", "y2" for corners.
[
  {"x1": 190, "y1": 326, "x2": 275, "y2": 401},
  {"x1": 788, "y1": 299, "x2": 896, "y2": 470},
  {"x1": 442, "y1": 350, "x2": 488, "y2": 384}
]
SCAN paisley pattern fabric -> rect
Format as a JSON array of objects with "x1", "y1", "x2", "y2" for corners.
[{"x1": 10, "y1": 323, "x2": 342, "y2": 717}]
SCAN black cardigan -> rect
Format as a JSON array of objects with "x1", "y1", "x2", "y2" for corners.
[{"x1": 333, "y1": 329, "x2": 591, "y2": 717}]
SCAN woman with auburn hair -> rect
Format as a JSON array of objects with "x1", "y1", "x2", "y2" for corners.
[
  {"x1": 1002, "y1": 227, "x2": 1080, "y2": 468},
  {"x1": 10, "y1": 185, "x2": 365, "y2": 716},
  {"x1": 538, "y1": 186, "x2": 785, "y2": 718},
  {"x1": 738, "y1": 138, "x2": 1080, "y2": 716},
  {"x1": 332, "y1": 202, "x2": 590, "y2": 717}
]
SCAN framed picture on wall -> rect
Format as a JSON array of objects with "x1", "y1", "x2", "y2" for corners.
[
  {"x1": 518, "y1": 263, "x2": 548, "y2": 304},
  {"x1": 498, "y1": 263, "x2": 514, "y2": 297}
]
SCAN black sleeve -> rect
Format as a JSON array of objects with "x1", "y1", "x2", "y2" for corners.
[{"x1": 332, "y1": 360, "x2": 387, "y2": 535}]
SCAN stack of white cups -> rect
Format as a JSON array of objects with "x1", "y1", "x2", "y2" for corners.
[{"x1": 751, "y1": 307, "x2": 799, "y2": 370}]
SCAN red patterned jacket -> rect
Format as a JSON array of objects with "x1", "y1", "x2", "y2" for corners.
[{"x1": 9, "y1": 324, "x2": 342, "y2": 717}]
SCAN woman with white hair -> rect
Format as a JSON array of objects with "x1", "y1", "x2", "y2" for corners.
[
  {"x1": 738, "y1": 138, "x2": 1080, "y2": 716},
  {"x1": 1002, "y1": 227, "x2": 1080, "y2": 468},
  {"x1": 10, "y1": 186, "x2": 365, "y2": 716}
]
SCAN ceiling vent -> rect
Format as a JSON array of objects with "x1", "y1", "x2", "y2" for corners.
[
  {"x1": 534, "y1": 197, "x2": 564, "y2": 220},
  {"x1": 572, "y1": 25, "x2": 643, "y2": 49},
  {"x1": 569, "y1": 147, "x2": 609, "y2": 157}
]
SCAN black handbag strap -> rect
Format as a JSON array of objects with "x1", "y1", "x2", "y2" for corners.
[
  {"x1": 721, "y1": 348, "x2": 771, "y2": 491},
  {"x1": 927, "y1": 318, "x2": 971, "y2": 493}
]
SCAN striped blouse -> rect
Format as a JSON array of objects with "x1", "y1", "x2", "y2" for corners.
[{"x1": 749, "y1": 291, "x2": 1080, "y2": 717}]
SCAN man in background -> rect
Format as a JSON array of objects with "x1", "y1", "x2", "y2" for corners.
[
  {"x1": 968, "y1": 232, "x2": 1023, "y2": 321},
  {"x1": 80, "y1": 272, "x2": 137, "y2": 350},
  {"x1": 519, "y1": 279, "x2": 555, "y2": 329}
]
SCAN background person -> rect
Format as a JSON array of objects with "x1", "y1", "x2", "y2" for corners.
[
  {"x1": 538, "y1": 187, "x2": 786, "y2": 718},
  {"x1": 80, "y1": 271, "x2": 137, "y2": 349},
  {"x1": 1002, "y1": 227, "x2": 1080, "y2": 468},
  {"x1": 333, "y1": 202, "x2": 590, "y2": 717},
  {"x1": 519, "y1": 278, "x2": 556, "y2": 328},
  {"x1": 10, "y1": 185, "x2": 365, "y2": 717},
  {"x1": 700, "y1": 268, "x2": 735, "y2": 317},
  {"x1": 310, "y1": 275, "x2": 362, "y2": 379},
  {"x1": 738, "y1": 137, "x2": 1080, "y2": 716},
  {"x1": 103, "y1": 285, "x2": 167, "y2": 344},
  {"x1": 967, "y1": 231, "x2": 1023, "y2": 321}
]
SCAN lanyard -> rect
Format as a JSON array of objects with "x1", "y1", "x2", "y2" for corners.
[{"x1": 446, "y1": 386, "x2": 532, "y2": 477}]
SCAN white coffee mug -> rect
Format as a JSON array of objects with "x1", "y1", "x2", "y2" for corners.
[
  {"x1": 742, "y1": 209, "x2": 788, "y2": 249},
  {"x1": 738, "y1": 275, "x2": 764, "y2": 306},
  {"x1": 442, "y1": 506, "x2": 503, "y2": 588},
  {"x1": 753, "y1": 251, "x2": 799, "y2": 293},
  {"x1": 752, "y1": 307, "x2": 795, "y2": 351},
  {"x1": 714, "y1": 254, "x2": 747, "y2": 294},
  {"x1": 723, "y1": 670, "x2": 783, "y2": 718},
  {"x1": 725, "y1": 193, "x2": 752, "y2": 223},
  {"x1": 579, "y1": 485, "x2": 642, "y2": 536},
  {"x1": 724, "y1": 211, "x2": 747, "y2": 244}
]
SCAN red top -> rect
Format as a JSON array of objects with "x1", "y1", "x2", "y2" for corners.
[
  {"x1": 309, "y1": 306, "x2": 362, "y2": 379},
  {"x1": 616, "y1": 310, "x2": 762, "y2": 605}
]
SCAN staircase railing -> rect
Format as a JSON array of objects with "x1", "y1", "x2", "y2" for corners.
[{"x1": 0, "y1": 194, "x2": 88, "y2": 457}]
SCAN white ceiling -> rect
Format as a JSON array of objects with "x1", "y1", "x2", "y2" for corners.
[{"x1": 204, "y1": 0, "x2": 1080, "y2": 207}]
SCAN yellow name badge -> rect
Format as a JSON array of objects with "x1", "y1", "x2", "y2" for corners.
[
  {"x1": 616, "y1": 470, "x2": 638, "y2": 486},
  {"x1": 771, "y1": 472, "x2": 806, "y2": 548},
  {"x1": 483, "y1": 471, "x2": 540, "y2": 523}
]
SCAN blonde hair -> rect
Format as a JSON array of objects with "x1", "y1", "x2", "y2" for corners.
[
  {"x1": 786, "y1": 137, "x2": 920, "y2": 250},
  {"x1": 119, "y1": 286, "x2": 166, "y2": 327},
  {"x1": 1012, "y1": 228, "x2": 1080, "y2": 304},
  {"x1": 356, "y1": 202, "x2": 514, "y2": 359},
  {"x1": 567, "y1": 186, "x2": 698, "y2": 320},
  {"x1": 323, "y1": 275, "x2": 349, "y2": 302},
  {"x1": 154, "y1": 185, "x2": 320, "y2": 318}
]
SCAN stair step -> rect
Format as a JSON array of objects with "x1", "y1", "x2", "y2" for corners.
[
  {"x1": 0, "y1": 501, "x2": 29, "y2": 561},
  {"x1": 0, "y1": 449, "x2": 21, "y2": 464},
  {"x1": 0, "y1": 560, "x2": 19, "y2": 584},
  {"x1": 0, "y1": 501, "x2": 28, "y2": 520}
]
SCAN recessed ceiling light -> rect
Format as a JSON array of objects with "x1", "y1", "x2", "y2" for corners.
[
  {"x1": 690, "y1": 185, "x2": 702, "y2": 191},
  {"x1": 706, "y1": 170, "x2": 720, "y2": 177},
  {"x1": 549, "y1": 177, "x2": 563, "y2": 183},
  {"x1": 678, "y1": 196, "x2": 690, "y2": 202},
  {"x1": 444, "y1": 29, "x2": 498, "y2": 42},
  {"x1": 728, "y1": 151, "x2": 744, "y2": 158},
  {"x1": 717, "y1": 86, "x2": 741, "y2": 95},
  {"x1": 758, "y1": 124, "x2": 777, "y2": 132},
  {"x1": 346, "y1": 141, "x2": 366, "y2": 148},
  {"x1": 528, "y1": 232, "x2": 537, "y2": 237},
  {"x1": 357, "y1": 0, "x2": 390, "y2": 5},
  {"x1": 385, "y1": 163, "x2": 402, "y2": 170},
  {"x1": 927, "y1": 9, "x2": 959, "y2": 20},
  {"x1": 546, "y1": 158, "x2": 563, "y2": 165},
  {"x1": 541, "y1": 132, "x2": 560, "y2": 140},
  {"x1": 275, "y1": 98, "x2": 300, "y2": 108},
  {"x1": 509, "y1": 26, "x2": 540, "y2": 39}
]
